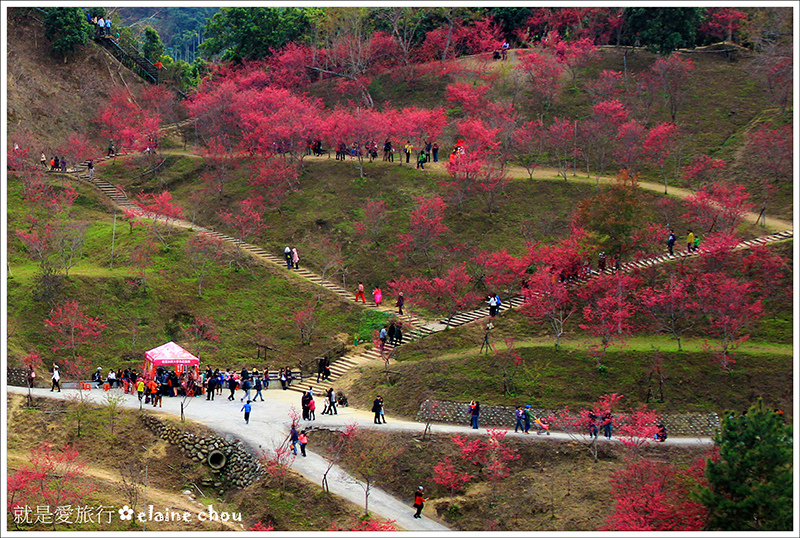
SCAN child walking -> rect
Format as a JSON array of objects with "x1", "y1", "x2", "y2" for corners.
[{"x1": 241, "y1": 400, "x2": 252, "y2": 424}]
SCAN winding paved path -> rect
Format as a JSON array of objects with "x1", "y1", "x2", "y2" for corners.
[{"x1": 8, "y1": 385, "x2": 713, "y2": 531}]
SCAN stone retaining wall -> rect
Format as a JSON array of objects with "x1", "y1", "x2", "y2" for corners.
[
  {"x1": 7, "y1": 367, "x2": 29, "y2": 387},
  {"x1": 138, "y1": 413, "x2": 264, "y2": 492},
  {"x1": 416, "y1": 399, "x2": 720, "y2": 437}
]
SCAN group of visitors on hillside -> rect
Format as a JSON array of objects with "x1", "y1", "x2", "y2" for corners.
[
  {"x1": 327, "y1": 138, "x2": 440, "y2": 168},
  {"x1": 41, "y1": 152, "x2": 67, "y2": 172},
  {"x1": 283, "y1": 246, "x2": 300, "y2": 269},
  {"x1": 88, "y1": 13, "x2": 112, "y2": 38}
]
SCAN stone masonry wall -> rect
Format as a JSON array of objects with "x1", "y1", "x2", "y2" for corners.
[
  {"x1": 7, "y1": 367, "x2": 29, "y2": 387},
  {"x1": 416, "y1": 399, "x2": 720, "y2": 437},
  {"x1": 138, "y1": 413, "x2": 264, "y2": 492}
]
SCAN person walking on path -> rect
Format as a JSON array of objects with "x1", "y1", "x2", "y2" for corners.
[
  {"x1": 686, "y1": 230, "x2": 695, "y2": 253},
  {"x1": 355, "y1": 281, "x2": 366, "y2": 303},
  {"x1": 378, "y1": 396, "x2": 387, "y2": 423},
  {"x1": 372, "y1": 396, "x2": 383, "y2": 424},
  {"x1": 308, "y1": 398, "x2": 316, "y2": 421},
  {"x1": 693, "y1": 234, "x2": 701, "y2": 252},
  {"x1": 372, "y1": 285, "x2": 383, "y2": 306},
  {"x1": 396, "y1": 292, "x2": 405, "y2": 315},
  {"x1": 301, "y1": 390, "x2": 312, "y2": 420},
  {"x1": 240, "y1": 378, "x2": 252, "y2": 402},
  {"x1": 323, "y1": 388, "x2": 337, "y2": 415},
  {"x1": 241, "y1": 400, "x2": 252, "y2": 424},
  {"x1": 404, "y1": 141, "x2": 412, "y2": 163},
  {"x1": 136, "y1": 378, "x2": 145, "y2": 402},
  {"x1": 523, "y1": 404, "x2": 533, "y2": 434},
  {"x1": 289, "y1": 424, "x2": 299, "y2": 455},
  {"x1": 291, "y1": 247, "x2": 300, "y2": 269},
  {"x1": 50, "y1": 364, "x2": 61, "y2": 392},
  {"x1": 316, "y1": 357, "x2": 328, "y2": 383},
  {"x1": 284, "y1": 246, "x2": 292, "y2": 269},
  {"x1": 206, "y1": 374, "x2": 217, "y2": 400},
  {"x1": 253, "y1": 375, "x2": 265, "y2": 401},
  {"x1": 514, "y1": 406, "x2": 525, "y2": 433},
  {"x1": 40, "y1": 152, "x2": 47, "y2": 169},
  {"x1": 667, "y1": 230, "x2": 676, "y2": 256},
  {"x1": 469, "y1": 400, "x2": 480, "y2": 429},
  {"x1": 298, "y1": 431, "x2": 309, "y2": 457},
  {"x1": 227, "y1": 375, "x2": 237, "y2": 400},
  {"x1": 413, "y1": 486, "x2": 427, "y2": 519}
]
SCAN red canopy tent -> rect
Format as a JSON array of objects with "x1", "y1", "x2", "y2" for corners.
[{"x1": 142, "y1": 342, "x2": 200, "y2": 379}]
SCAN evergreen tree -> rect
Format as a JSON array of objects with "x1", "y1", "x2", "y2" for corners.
[
  {"x1": 142, "y1": 26, "x2": 165, "y2": 63},
  {"x1": 697, "y1": 398, "x2": 793, "y2": 531},
  {"x1": 623, "y1": 7, "x2": 704, "y2": 55},
  {"x1": 44, "y1": 7, "x2": 90, "y2": 62}
]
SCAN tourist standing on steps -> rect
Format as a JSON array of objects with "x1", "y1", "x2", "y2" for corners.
[
  {"x1": 393, "y1": 323, "x2": 403, "y2": 346},
  {"x1": 469, "y1": 400, "x2": 480, "y2": 429},
  {"x1": 284, "y1": 246, "x2": 292, "y2": 269},
  {"x1": 413, "y1": 486, "x2": 427, "y2": 518},
  {"x1": 355, "y1": 281, "x2": 366, "y2": 303},
  {"x1": 50, "y1": 364, "x2": 61, "y2": 392},
  {"x1": 396, "y1": 292, "x2": 405, "y2": 315},
  {"x1": 372, "y1": 396, "x2": 383, "y2": 424},
  {"x1": 488, "y1": 293, "x2": 499, "y2": 317},
  {"x1": 372, "y1": 285, "x2": 383, "y2": 306},
  {"x1": 379, "y1": 326, "x2": 388, "y2": 354},
  {"x1": 87, "y1": 159, "x2": 94, "y2": 180},
  {"x1": 667, "y1": 229, "x2": 676, "y2": 256},
  {"x1": 291, "y1": 247, "x2": 300, "y2": 269},
  {"x1": 686, "y1": 229, "x2": 695, "y2": 254},
  {"x1": 241, "y1": 400, "x2": 252, "y2": 424},
  {"x1": 387, "y1": 320, "x2": 396, "y2": 348}
]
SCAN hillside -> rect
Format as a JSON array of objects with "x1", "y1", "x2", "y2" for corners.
[{"x1": 6, "y1": 10, "x2": 152, "y2": 152}]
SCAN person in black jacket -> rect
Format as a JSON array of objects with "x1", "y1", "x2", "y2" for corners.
[{"x1": 372, "y1": 396, "x2": 383, "y2": 424}]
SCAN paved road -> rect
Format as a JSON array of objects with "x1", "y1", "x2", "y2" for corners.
[{"x1": 9, "y1": 385, "x2": 714, "y2": 532}]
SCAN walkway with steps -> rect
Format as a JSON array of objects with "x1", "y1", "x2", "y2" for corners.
[{"x1": 64, "y1": 154, "x2": 794, "y2": 396}]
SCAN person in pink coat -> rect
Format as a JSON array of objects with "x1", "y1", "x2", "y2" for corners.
[{"x1": 372, "y1": 285, "x2": 383, "y2": 306}]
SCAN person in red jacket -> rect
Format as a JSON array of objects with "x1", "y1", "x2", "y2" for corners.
[{"x1": 413, "y1": 486, "x2": 427, "y2": 518}]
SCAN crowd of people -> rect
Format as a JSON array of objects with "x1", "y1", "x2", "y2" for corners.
[{"x1": 323, "y1": 138, "x2": 442, "y2": 168}]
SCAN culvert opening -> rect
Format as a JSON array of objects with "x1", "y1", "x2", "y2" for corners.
[{"x1": 207, "y1": 450, "x2": 227, "y2": 470}]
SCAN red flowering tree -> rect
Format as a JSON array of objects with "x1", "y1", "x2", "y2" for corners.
[
  {"x1": 683, "y1": 181, "x2": 754, "y2": 235},
  {"x1": 650, "y1": 55, "x2": 694, "y2": 122},
  {"x1": 44, "y1": 300, "x2": 106, "y2": 369},
  {"x1": 522, "y1": 269, "x2": 576, "y2": 349},
  {"x1": 354, "y1": 199, "x2": 389, "y2": 247},
  {"x1": 603, "y1": 456, "x2": 708, "y2": 531},
  {"x1": 700, "y1": 7, "x2": 747, "y2": 43},
  {"x1": 695, "y1": 273, "x2": 763, "y2": 371},
  {"x1": 293, "y1": 301, "x2": 317, "y2": 345},
  {"x1": 638, "y1": 273, "x2": 699, "y2": 351},
  {"x1": 135, "y1": 191, "x2": 184, "y2": 248},
  {"x1": 512, "y1": 120, "x2": 547, "y2": 179},
  {"x1": 217, "y1": 196, "x2": 267, "y2": 244},
  {"x1": 200, "y1": 136, "x2": 240, "y2": 197},
  {"x1": 475, "y1": 247, "x2": 532, "y2": 298},
  {"x1": 7, "y1": 444, "x2": 96, "y2": 530},
  {"x1": 390, "y1": 263, "x2": 481, "y2": 327},
  {"x1": 643, "y1": 122, "x2": 679, "y2": 193},
  {"x1": 578, "y1": 272, "x2": 640, "y2": 364},
  {"x1": 681, "y1": 154, "x2": 726, "y2": 190},
  {"x1": 431, "y1": 456, "x2": 472, "y2": 501},
  {"x1": 546, "y1": 117, "x2": 576, "y2": 180},
  {"x1": 515, "y1": 50, "x2": 565, "y2": 120},
  {"x1": 393, "y1": 196, "x2": 450, "y2": 271}
]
